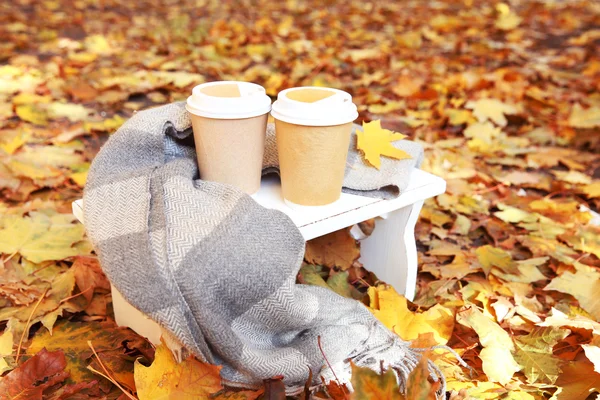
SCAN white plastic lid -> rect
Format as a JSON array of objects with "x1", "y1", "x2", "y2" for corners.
[
  {"x1": 271, "y1": 87, "x2": 358, "y2": 126},
  {"x1": 186, "y1": 81, "x2": 272, "y2": 119}
]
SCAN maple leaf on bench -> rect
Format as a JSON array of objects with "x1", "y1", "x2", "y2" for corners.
[{"x1": 356, "y1": 120, "x2": 412, "y2": 170}]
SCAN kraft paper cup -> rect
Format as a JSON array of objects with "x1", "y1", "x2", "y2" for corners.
[
  {"x1": 271, "y1": 87, "x2": 358, "y2": 206},
  {"x1": 186, "y1": 81, "x2": 271, "y2": 194}
]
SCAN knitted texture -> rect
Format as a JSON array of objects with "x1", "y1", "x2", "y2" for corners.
[{"x1": 83, "y1": 102, "x2": 444, "y2": 396}]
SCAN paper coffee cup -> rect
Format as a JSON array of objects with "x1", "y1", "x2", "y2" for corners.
[
  {"x1": 271, "y1": 87, "x2": 358, "y2": 206},
  {"x1": 186, "y1": 81, "x2": 271, "y2": 194}
]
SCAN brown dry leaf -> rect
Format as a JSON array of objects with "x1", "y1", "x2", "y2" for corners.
[
  {"x1": 305, "y1": 227, "x2": 360, "y2": 271},
  {"x1": 554, "y1": 357, "x2": 600, "y2": 400},
  {"x1": 0, "y1": 348, "x2": 69, "y2": 399},
  {"x1": 71, "y1": 256, "x2": 110, "y2": 303},
  {"x1": 212, "y1": 389, "x2": 264, "y2": 400},
  {"x1": 134, "y1": 342, "x2": 223, "y2": 400},
  {"x1": 356, "y1": 120, "x2": 411, "y2": 169}
]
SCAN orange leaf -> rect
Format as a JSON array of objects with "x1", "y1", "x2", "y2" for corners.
[{"x1": 304, "y1": 227, "x2": 360, "y2": 271}]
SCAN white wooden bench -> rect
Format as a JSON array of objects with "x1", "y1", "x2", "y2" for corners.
[{"x1": 72, "y1": 168, "x2": 445, "y2": 345}]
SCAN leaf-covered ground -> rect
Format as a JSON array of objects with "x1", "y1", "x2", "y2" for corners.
[{"x1": 1, "y1": 0, "x2": 600, "y2": 399}]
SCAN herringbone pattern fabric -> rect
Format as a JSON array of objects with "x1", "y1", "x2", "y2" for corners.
[{"x1": 83, "y1": 102, "x2": 445, "y2": 397}]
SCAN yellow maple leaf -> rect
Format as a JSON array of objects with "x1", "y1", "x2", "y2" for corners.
[
  {"x1": 568, "y1": 103, "x2": 600, "y2": 128},
  {"x1": 368, "y1": 285, "x2": 454, "y2": 345},
  {"x1": 583, "y1": 182, "x2": 600, "y2": 198},
  {"x1": 512, "y1": 327, "x2": 569, "y2": 384},
  {"x1": 545, "y1": 264, "x2": 600, "y2": 321},
  {"x1": 457, "y1": 306, "x2": 521, "y2": 385},
  {"x1": 356, "y1": 120, "x2": 411, "y2": 169},
  {"x1": 0, "y1": 212, "x2": 85, "y2": 263},
  {"x1": 134, "y1": 342, "x2": 223, "y2": 400},
  {"x1": 0, "y1": 331, "x2": 13, "y2": 374},
  {"x1": 475, "y1": 245, "x2": 519, "y2": 276},
  {"x1": 465, "y1": 98, "x2": 517, "y2": 127},
  {"x1": 15, "y1": 104, "x2": 48, "y2": 126}
]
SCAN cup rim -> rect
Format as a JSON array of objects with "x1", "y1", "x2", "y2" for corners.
[
  {"x1": 186, "y1": 81, "x2": 272, "y2": 119},
  {"x1": 271, "y1": 86, "x2": 358, "y2": 126}
]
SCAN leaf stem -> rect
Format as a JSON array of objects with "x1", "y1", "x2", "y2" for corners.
[
  {"x1": 317, "y1": 335, "x2": 349, "y2": 399},
  {"x1": 16, "y1": 287, "x2": 48, "y2": 363},
  {"x1": 87, "y1": 340, "x2": 138, "y2": 400}
]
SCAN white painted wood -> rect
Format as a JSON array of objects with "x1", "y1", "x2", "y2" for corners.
[
  {"x1": 72, "y1": 168, "x2": 445, "y2": 345},
  {"x1": 359, "y1": 200, "x2": 424, "y2": 301},
  {"x1": 111, "y1": 284, "x2": 162, "y2": 344}
]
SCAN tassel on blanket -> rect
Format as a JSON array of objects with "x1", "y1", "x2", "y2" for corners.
[{"x1": 318, "y1": 320, "x2": 468, "y2": 399}]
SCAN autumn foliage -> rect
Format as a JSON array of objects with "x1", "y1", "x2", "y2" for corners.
[{"x1": 1, "y1": 0, "x2": 600, "y2": 399}]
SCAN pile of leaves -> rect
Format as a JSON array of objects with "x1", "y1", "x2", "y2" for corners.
[{"x1": 1, "y1": 0, "x2": 600, "y2": 398}]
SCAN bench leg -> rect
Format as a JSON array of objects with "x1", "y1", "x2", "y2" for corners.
[{"x1": 358, "y1": 200, "x2": 424, "y2": 301}]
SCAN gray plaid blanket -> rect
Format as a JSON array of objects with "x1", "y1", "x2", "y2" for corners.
[{"x1": 83, "y1": 102, "x2": 445, "y2": 396}]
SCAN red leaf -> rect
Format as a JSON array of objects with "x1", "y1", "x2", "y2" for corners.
[{"x1": 0, "y1": 348, "x2": 68, "y2": 400}]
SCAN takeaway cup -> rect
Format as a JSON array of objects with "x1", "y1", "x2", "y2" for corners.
[
  {"x1": 186, "y1": 81, "x2": 271, "y2": 194},
  {"x1": 271, "y1": 87, "x2": 358, "y2": 206}
]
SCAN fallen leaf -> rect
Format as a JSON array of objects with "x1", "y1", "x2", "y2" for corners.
[
  {"x1": 305, "y1": 228, "x2": 360, "y2": 271},
  {"x1": 263, "y1": 376, "x2": 286, "y2": 400},
  {"x1": 0, "y1": 331, "x2": 13, "y2": 374},
  {"x1": 583, "y1": 182, "x2": 600, "y2": 198},
  {"x1": 27, "y1": 320, "x2": 151, "y2": 386},
  {"x1": 46, "y1": 103, "x2": 91, "y2": 122},
  {"x1": 356, "y1": 120, "x2": 411, "y2": 169},
  {"x1": 538, "y1": 308, "x2": 600, "y2": 335},
  {"x1": 368, "y1": 285, "x2": 454, "y2": 345},
  {"x1": 0, "y1": 212, "x2": 85, "y2": 263},
  {"x1": 15, "y1": 104, "x2": 48, "y2": 126},
  {"x1": 134, "y1": 341, "x2": 222, "y2": 400},
  {"x1": 71, "y1": 256, "x2": 110, "y2": 303},
  {"x1": 405, "y1": 353, "x2": 439, "y2": 400},
  {"x1": 212, "y1": 390, "x2": 264, "y2": 400},
  {"x1": 465, "y1": 99, "x2": 517, "y2": 127},
  {"x1": 0, "y1": 348, "x2": 69, "y2": 399},
  {"x1": 457, "y1": 306, "x2": 521, "y2": 385},
  {"x1": 475, "y1": 245, "x2": 518, "y2": 276},
  {"x1": 512, "y1": 326, "x2": 570, "y2": 384},
  {"x1": 552, "y1": 170, "x2": 592, "y2": 185},
  {"x1": 350, "y1": 363, "x2": 403, "y2": 400},
  {"x1": 583, "y1": 345, "x2": 600, "y2": 374},
  {"x1": 496, "y1": 13, "x2": 522, "y2": 30},
  {"x1": 568, "y1": 103, "x2": 600, "y2": 128},
  {"x1": 554, "y1": 357, "x2": 600, "y2": 400},
  {"x1": 545, "y1": 265, "x2": 600, "y2": 321}
]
